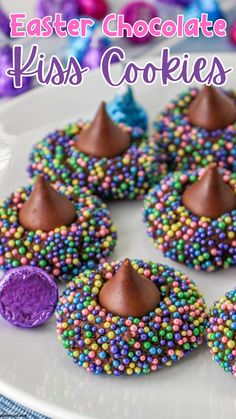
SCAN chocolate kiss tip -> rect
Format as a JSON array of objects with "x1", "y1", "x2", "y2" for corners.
[
  {"x1": 19, "y1": 175, "x2": 76, "y2": 231},
  {"x1": 76, "y1": 102, "x2": 131, "y2": 158},
  {"x1": 99, "y1": 258, "x2": 161, "y2": 317},
  {"x1": 182, "y1": 165, "x2": 236, "y2": 219},
  {"x1": 188, "y1": 85, "x2": 236, "y2": 131}
]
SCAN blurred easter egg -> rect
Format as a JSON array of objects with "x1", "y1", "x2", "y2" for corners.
[
  {"x1": 184, "y1": 0, "x2": 224, "y2": 22},
  {"x1": 82, "y1": 35, "x2": 116, "y2": 69},
  {"x1": 37, "y1": 0, "x2": 78, "y2": 21},
  {"x1": 77, "y1": 0, "x2": 108, "y2": 20},
  {"x1": 0, "y1": 45, "x2": 31, "y2": 97},
  {"x1": 0, "y1": 7, "x2": 10, "y2": 37},
  {"x1": 119, "y1": 1, "x2": 158, "y2": 44},
  {"x1": 107, "y1": 85, "x2": 148, "y2": 131},
  {"x1": 67, "y1": 18, "x2": 98, "y2": 63},
  {"x1": 230, "y1": 20, "x2": 236, "y2": 46}
]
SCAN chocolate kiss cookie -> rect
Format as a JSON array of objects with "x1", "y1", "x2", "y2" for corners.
[
  {"x1": 0, "y1": 182, "x2": 117, "y2": 280},
  {"x1": 144, "y1": 168, "x2": 236, "y2": 271},
  {"x1": 76, "y1": 102, "x2": 131, "y2": 158},
  {"x1": 182, "y1": 164, "x2": 236, "y2": 219},
  {"x1": 99, "y1": 258, "x2": 161, "y2": 317},
  {"x1": 188, "y1": 86, "x2": 236, "y2": 131},
  {"x1": 56, "y1": 259, "x2": 207, "y2": 375},
  {"x1": 19, "y1": 175, "x2": 76, "y2": 231}
]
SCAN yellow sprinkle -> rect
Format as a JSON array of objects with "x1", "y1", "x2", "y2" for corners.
[
  {"x1": 91, "y1": 343, "x2": 98, "y2": 351},
  {"x1": 227, "y1": 340, "x2": 235, "y2": 349},
  {"x1": 102, "y1": 343, "x2": 108, "y2": 350},
  {"x1": 126, "y1": 368, "x2": 133, "y2": 375}
]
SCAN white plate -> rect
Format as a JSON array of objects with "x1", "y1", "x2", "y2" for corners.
[{"x1": 0, "y1": 54, "x2": 236, "y2": 419}]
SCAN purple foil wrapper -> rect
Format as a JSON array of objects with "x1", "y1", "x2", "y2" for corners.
[
  {"x1": 36, "y1": 0, "x2": 78, "y2": 21},
  {"x1": 120, "y1": 1, "x2": 158, "y2": 44},
  {"x1": 0, "y1": 45, "x2": 31, "y2": 97},
  {"x1": 0, "y1": 7, "x2": 10, "y2": 37},
  {"x1": 0, "y1": 267, "x2": 58, "y2": 328},
  {"x1": 156, "y1": 0, "x2": 192, "y2": 6}
]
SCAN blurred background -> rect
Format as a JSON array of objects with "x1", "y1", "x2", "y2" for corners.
[{"x1": 0, "y1": 0, "x2": 235, "y2": 103}]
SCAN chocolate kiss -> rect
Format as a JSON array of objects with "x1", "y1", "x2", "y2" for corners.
[
  {"x1": 182, "y1": 164, "x2": 236, "y2": 219},
  {"x1": 76, "y1": 102, "x2": 131, "y2": 158},
  {"x1": 99, "y1": 259, "x2": 161, "y2": 317},
  {"x1": 188, "y1": 86, "x2": 236, "y2": 131},
  {"x1": 19, "y1": 175, "x2": 76, "y2": 231}
]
